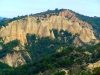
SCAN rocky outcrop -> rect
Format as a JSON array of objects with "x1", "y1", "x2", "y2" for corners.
[
  {"x1": 87, "y1": 60, "x2": 100, "y2": 70},
  {"x1": 0, "y1": 52, "x2": 26, "y2": 67},
  {"x1": 0, "y1": 10, "x2": 97, "y2": 45},
  {"x1": 59, "y1": 10, "x2": 93, "y2": 29},
  {"x1": 0, "y1": 10, "x2": 98, "y2": 67},
  {"x1": 0, "y1": 21, "x2": 27, "y2": 45},
  {"x1": 50, "y1": 31, "x2": 55, "y2": 39},
  {"x1": 73, "y1": 37, "x2": 83, "y2": 47}
]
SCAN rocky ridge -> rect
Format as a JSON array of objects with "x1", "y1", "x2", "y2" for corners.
[
  {"x1": 0, "y1": 10, "x2": 98, "y2": 67},
  {"x1": 0, "y1": 52, "x2": 26, "y2": 67},
  {"x1": 0, "y1": 10, "x2": 97, "y2": 45}
]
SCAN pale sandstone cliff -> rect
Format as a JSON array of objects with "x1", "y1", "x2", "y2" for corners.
[
  {"x1": 0, "y1": 20, "x2": 26, "y2": 45},
  {"x1": 0, "y1": 14, "x2": 96, "y2": 45},
  {"x1": 87, "y1": 60, "x2": 100, "y2": 70},
  {"x1": 0, "y1": 10, "x2": 98, "y2": 67},
  {"x1": 50, "y1": 31, "x2": 55, "y2": 39},
  {"x1": 0, "y1": 52, "x2": 26, "y2": 67},
  {"x1": 59, "y1": 10, "x2": 93, "y2": 29}
]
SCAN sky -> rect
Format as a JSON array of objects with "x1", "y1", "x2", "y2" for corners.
[{"x1": 0, "y1": 0, "x2": 100, "y2": 18}]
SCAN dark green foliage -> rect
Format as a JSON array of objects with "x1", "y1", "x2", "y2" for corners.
[
  {"x1": 85, "y1": 43, "x2": 100, "y2": 63},
  {"x1": 0, "y1": 48, "x2": 74, "y2": 75},
  {"x1": 60, "y1": 30, "x2": 72, "y2": 40},
  {"x1": 0, "y1": 9, "x2": 100, "y2": 75},
  {"x1": 25, "y1": 31, "x2": 74, "y2": 62},
  {"x1": 53, "y1": 29, "x2": 59, "y2": 38},
  {"x1": 75, "y1": 59, "x2": 83, "y2": 65},
  {"x1": 54, "y1": 71, "x2": 66, "y2": 75},
  {"x1": 0, "y1": 18, "x2": 10, "y2": 27},
  {"x1": 1, "y1": 43, "x2": 100, "y2": 75},
  {"x1": 80, "y1": 71, "x2": 92, "y2": 75},
  {"x1": 70, "y1": 10, "x2": 100, "y2": 31},
  {"x1": 4, "y1": 40, "x2": 20, "y2": 49},
  {"x1": 25, "y1": 34, "x2": 70, "y2": 61},
  {"x1": 70, "y1": 10, "x2": 100, "y2": 39},
  {"x1": 0, "y1": 40, "x2": 20, "y2": 58},
  {"x1": 0, "y1": 45, "x2": 89, "y2": 74},
  {"x1": 53, "y1": 29, "x2": 73, "y2": 44},
  {"x1": 92, "y1": 67, "x2": 100, "y2": 75},
  {"x1": 32, "y1": 8, "x2": 66, "y2": 17},
  {"x1": 21, "y1": 51, "x2": 32, "y2": 63},
  {"x1": 0, "y1": 62, "x2": 11, "y2": 71},
  {"x1": 26, "y1": 34, "x2": 36, "y2": 44}
]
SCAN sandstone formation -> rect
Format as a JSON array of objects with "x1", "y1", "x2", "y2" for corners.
[
  {"x1": 0, "y1": 12, "x2": 96, "y2": 45},
  {"x1": 0, "y1": 20, "x2": 27, "y2": 45},
  {"x1": 59, "y1": 10, "x2": 93, "y2": 29},
  {"x1": 0, "y1": 52, "x2": 26, "y2": 67},
  {"x1": 87, "y1": 60, "x2": 100, "y2": 70},
  {"x1": 0, "y1": 9, "x2": 98, "y2": 67},
  {"x1": 50, "y1": 31, "x2": 55, "y2": 39},
  {"x1": 73, "y1": 37, "x2": 83, "y2": 47}
]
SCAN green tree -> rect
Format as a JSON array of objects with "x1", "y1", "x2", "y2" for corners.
[
  {"x1": 54, "y1": 71, "x2": 66, "y2": 75},
  {"x1": 92, "y1": 67, "x2": 100, "y2": 75}
]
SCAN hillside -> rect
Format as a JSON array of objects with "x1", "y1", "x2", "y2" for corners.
[
  {"x1": 33, "y1": 9, "x2": 100, "y2": 39},
  {"x1": 1, "y1": 43, "x2": 100, "y2": 75},
  {"x1": 0, "y1": 9, "x2": 100, "y2": 75},
  {"x1": 71, "y1": 11, "x2": 100, "y2": 39},
  {"x1": 0, "y1": 9, "x2": 98, "y2": 45}
]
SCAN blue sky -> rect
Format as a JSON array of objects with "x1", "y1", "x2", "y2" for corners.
[{"x1": 0, "y1": 0, "x2": 99, "y2": 18}]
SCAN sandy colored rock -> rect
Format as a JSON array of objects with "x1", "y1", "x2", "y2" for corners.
[
  {"x1": 0, "y1": 21, "x2": 27, "y2": 45},
  {"x1": 43, "y1": 26, "x2": 50, "y2": 37},
  {"x1": 61, "y1": 69, "x2": 69, "y2": 75},
  {"x1": 0, "y1": 10, "x2": 98, "y2": 67},
  {"x1": 0, "y1": 11, "x2": 97, "y2": 45},
  {"x1": 0, "y1": 52, "x2": 26, "y2": 67},
  {"x1": 72, "y1": 22, "x2": 82, "y2": 33},
  {"x1": 73, "y1": 37, "x2": 82, "y2": 47},
  {"x1": 88, "y1": 60, "x2": 100, "y2": 69},
  {"x1": 50, "y1": 31, "x2": 55, "y2": 39},
  {"x1": 59, "y1": 10, "x2": 93, "y2": 30}
]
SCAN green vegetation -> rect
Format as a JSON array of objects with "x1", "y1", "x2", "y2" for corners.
[
  {"x1": 0, "y1": 62, "x2": 11, "y2": 71},
  {"x1": 70, "y1": 9, "x2": 100, "y2": 30},
  {"x1": 1, "y1": 30, "x2": 100, "y2": 75},
  {"x1": 0, "y1": 46, "x2": 74, "y2": 75},
  {"x1": 25, "y1": 30, "x2": 73, "y2": 61},
  {"x1": 32, "y1": 8, "x2": 66, "y2": 17},
  {"x1": 76, "y1": 12, "x2": 100, "y2": 32},
  {"x1": 33, "y1": 8, "x2": 100, "y2": 39},
  {"x1": 92, "y1": 67, "x2": 100, "y2": 75},
  {"x1": 0, "y1": 15, "x2": 27, "y2": 28},
  {"x1": 0, "y1": 9, "x2": 100, "y2": 75},
  {"x1": 0, "y1": 40, "x2": 20, "y2": 58},
  {"x1": 54, "y1": 71, "x2": 66, "y2": 75},
  {"x1": 70, "y1": 10, "x2": 100, "y2": 39},
  {"x1": 0, "y1": 42, "x2": 100, "y2": 75}
]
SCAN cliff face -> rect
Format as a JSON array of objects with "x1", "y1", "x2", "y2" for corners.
[
  {"x1": 0, "y1": 52, "x2": 26, "y2": 67},
  {"x1": 0, "y1": 10, "x2": 98, "y2": 67},
  {"x1": 0, "y1": 21, "x2": 27, "y2": 45},
  {"x1": 0, "y1": 11, "x2": 96, "y2": 45},
  {"x1": 88, "y1": 60, "x2": 100, "y2": 70}
]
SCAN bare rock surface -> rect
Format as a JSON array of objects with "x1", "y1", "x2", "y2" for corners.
[{"x1": 0, "y1": 12, "x2": 96, "y2": 44}]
